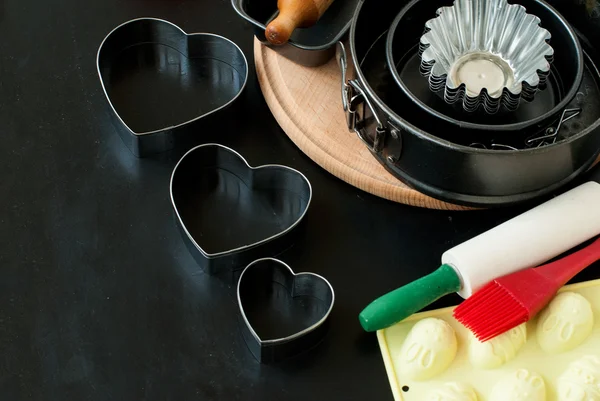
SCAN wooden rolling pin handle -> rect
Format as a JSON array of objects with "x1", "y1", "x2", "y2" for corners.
[{"x1": 265, "y1": 0, "x2": 334, "y2": 45}]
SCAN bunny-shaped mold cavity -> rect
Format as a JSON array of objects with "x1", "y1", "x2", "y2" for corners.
[
  {"x1": 426, "y1": 382, "x2": 479, "y2": 401},
  {"x1": 398, "y1": 317, "x2": 458, "y2": 381},
  {"x1": 489, "y1": 369, "x2": 546, "y2": 401},
  {"x1": 557, "y1": 355, "x2": 600, "y2": 401},
  {"x1": 536, "y1": 292, "x2": 594, "y2": 354},
  {"x1": 468, "y1": 322, "x2": 527, "y2": 369}
]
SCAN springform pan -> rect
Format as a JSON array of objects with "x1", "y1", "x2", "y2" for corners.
[{"x1": 337, "y1": 0, "x2": 600, "y2": 207}]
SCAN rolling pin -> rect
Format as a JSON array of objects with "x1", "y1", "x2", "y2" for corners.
[
  {"x1": 265, "y1": 0, "x2": 335, "y2": 45},
  {"x1": 359, "y1": 164, "x2": 600, "y2": 332}
]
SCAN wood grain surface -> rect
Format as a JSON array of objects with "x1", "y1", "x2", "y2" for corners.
[{"x1": 253, "y1": 37, "x2": 471, "y2": 211}]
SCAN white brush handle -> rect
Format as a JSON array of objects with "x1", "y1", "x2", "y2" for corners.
[{"x1": 442, "y1": 181, "x2": 600, "y2": 298}]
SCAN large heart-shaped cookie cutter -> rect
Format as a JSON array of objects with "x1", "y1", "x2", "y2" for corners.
[
  {"x1": 97, "y1": 18, "x2": 248, "y2": 157},
  {"x1": 170, "y1": 144, "x2": 312, "y2": 275},
  {"x1": 237, "y1": 258, "x2": 335, "y2": 363}
]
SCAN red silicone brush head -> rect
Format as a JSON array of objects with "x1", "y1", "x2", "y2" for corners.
[
  {"x1": 455, "y1": 236, "x2": 600, "y2": 342},
  {"x1": 453, "y1": 281, "x2": 530, "y2": 342},
  {"x1": 453, "y1": 268, "x2": 558, "y2": 342}
]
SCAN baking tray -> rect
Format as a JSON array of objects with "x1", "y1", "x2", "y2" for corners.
[
  {"x1": 231, "y1": 0, "x2": 359, "y2": 67},
  {"x1": 97, "y1": 18, "x2": 248, "y2": 157},
  {"x1": 170, "y1": 143, "x2": 312, "y2": 275},
  {"x1": 377, "y1": 278, "x2": 600, "y2": 401}
]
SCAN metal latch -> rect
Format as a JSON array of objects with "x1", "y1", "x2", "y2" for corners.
[{"x1": 336, "y1": 42, "x2": 385, "y2": 153}]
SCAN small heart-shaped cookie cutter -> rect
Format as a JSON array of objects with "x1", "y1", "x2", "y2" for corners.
[
  {"x1": 170, "y1": 144, "x2": 312, "y2": 276},
  {"x1": 237, "y1": 258, "x2": 335, "y2": 363},
  {"x1": 97, "y1": 18, "x2": 248, "y2": 157}
]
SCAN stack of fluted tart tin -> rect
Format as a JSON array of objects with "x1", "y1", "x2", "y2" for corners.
[{"x1": 337, "y1": 0, "x2": 600, "y2": 207}]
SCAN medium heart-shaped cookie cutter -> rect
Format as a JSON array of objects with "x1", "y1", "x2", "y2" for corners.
[
  {"x1": 170, "y1": 144, "x2": 312, "y2": 275},
  {"x1": 97, "y1": 18, "x2": 248, "y2": 157},
  {"x1": 237, "y1": 258, "x2": 335, "y2": 363}
]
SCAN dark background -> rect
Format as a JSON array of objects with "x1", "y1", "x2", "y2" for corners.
[{"x1": 1, "y1": 0, "x2": 599, "y2": 400}]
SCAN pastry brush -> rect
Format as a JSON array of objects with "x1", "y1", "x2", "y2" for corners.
[{"x1": 453, "y1": 235, "x2": 600, "y2": 342}]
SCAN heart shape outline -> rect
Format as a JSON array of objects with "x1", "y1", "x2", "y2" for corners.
[
  {"x1": 170, "y1": 143, "x2": 313, "y2": 275},
  {"x1": 237, "y1": 258, "x2": 335, "y2": 363},
  {"x1": 96, "y1": 18, "x2": 249, "y2": 156}
]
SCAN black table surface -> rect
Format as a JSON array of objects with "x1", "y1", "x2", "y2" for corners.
[{"x1": 2, "y1": 0, "x2": 600, "y2": 400}]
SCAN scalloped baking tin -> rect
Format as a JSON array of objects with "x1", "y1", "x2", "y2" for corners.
[
  {"x1": 386, "y1": 0, "x2": 583, "y2": 129},
  {"x1": 419, "y1": 0, "x2": 555, "y2": 113}
]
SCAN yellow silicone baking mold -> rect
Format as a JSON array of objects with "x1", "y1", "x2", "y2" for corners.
[{"x1": 377, "y1": 278, "x2": 600, "y2": 401}]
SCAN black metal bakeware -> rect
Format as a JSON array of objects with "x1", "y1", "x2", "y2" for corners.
[
  {"x1": 386, "y1": 0, "x2": 584, "y2": 137},
  {"x1": 170, "y1": 143, "x2": 312, "y2": 275},
  {"x1": 336, "y1": 0, "x2": 600, "y2": 208},
  {"x1": 231, "y1": 0, "x2": 360, "y2": 67}
]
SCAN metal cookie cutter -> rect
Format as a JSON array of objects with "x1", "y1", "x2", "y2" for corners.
[
  {"x1": 237, "y1": 258, "x2": 335, "y2": 363},
  {"x1": 97, "y1": 18, "x2": 248, "y2": 157},
  {"x1": 170, "y1": 144, "x2": 312, "y2": 276}
]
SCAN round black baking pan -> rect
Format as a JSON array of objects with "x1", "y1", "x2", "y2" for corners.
[
  {"x1": 386, "y1": 0, "x2": 584, "y2": 136},
  {"x1": 339, "y1": 0, "x2": 600, "y2": 207}
]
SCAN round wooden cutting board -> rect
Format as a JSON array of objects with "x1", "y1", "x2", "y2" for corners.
[{"x1": 253, "y1": 38, "x2": 469, "y2": 211}]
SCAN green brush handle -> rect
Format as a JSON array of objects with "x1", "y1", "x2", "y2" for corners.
[{"x1": 359, "y1": 264, "x2": 462, "y2": 332}]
